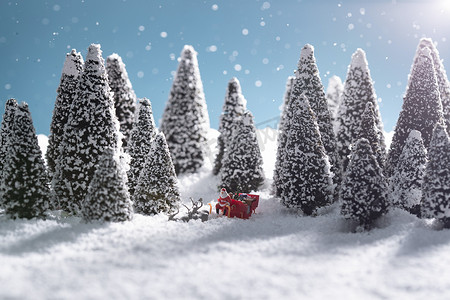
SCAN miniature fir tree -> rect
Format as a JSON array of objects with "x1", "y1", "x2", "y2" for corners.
[
  {"x1": 213, "y1": 77, "x2": 247, "y2": 175},
  {"x1": 336, "y1": 48, "x2": 385, "y2": 172},
  {"x1": 133, "y1": 132, "x2": 180, "y2": 215},
  {"x1": 83, "y1": 148, "x2": 133, "y2": 222},
  {"x1": 281, "y1": 95, "x2": 333, "y2": 215},
  {"x1": 340, "y1": 138, "x2": 389, "y2": 230},
  {"x1": 385, "y1": 46, "x2": 444, "y2": 177},
  {"x1": 127, "y1": 98, "x2": 157, "y2": 197},
  {"x1": 220, "y1": 111, "x2": 264, "y2": 193},
  {"x1": 46, "y1": 49, "x2": 84, "y2": 176},
  {"x1": 106, "y1": 53, "x2": 137, "y2": 149},
  {"x1": 325, "y1": 75, "x2": 344, "y2": 134},
  {"x1": 54, "y1": 44, "x2": 121, "y2": 214},
  {"x1": 294, "y1": 44, "x2": 341, "y2": 192},
  {"x1": 421, "y1": 123, "x2": 450, "y2": 224},
  {"x1": 2, "y1": 102, "x2": 50, "y2": 219},
  {"x1": 355, "y1": 102, "x2": 386, "y2": 169},
  {"x1": 390, "y1": 130, "x2": 427, "y2": 216},
  {"x1": 273, "y1": 76, "x2": 295, "y2": 197},
  {"x1": 160, "y1": 45, "x2": 210, "y2": 175}
]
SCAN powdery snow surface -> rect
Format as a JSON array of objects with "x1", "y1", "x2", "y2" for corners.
[{"x1": 2, "y1": 128, "x2": 450, "y2": 299}]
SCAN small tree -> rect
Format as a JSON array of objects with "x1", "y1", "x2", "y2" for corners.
[
  {"x1": 340, "y1": 138, "x2": 389, "y2": 230},
  {"x1": 220, "y1": 111, "x2": 264, "y2": 193},
  {"x1": 421, "y1": 123, "x2": 450, "y2": 225},
  {"x1": 127, "y1": 98, "x2": 157, "y2": 197},
  {"x1": 160, "y1": 45, "x2": 210, "y2": 175},
  {"x1": 325, "y1": 75, "x2": 344, "y2": 134},
  {"x1": 390, "y1": 130, "x2": 427, "y2": 216},
  {"x1": 83, "y1": 148, "x2": 133, "y2": 222},
  {"x1": 47, "y1": 49, "x2": 84, "y2": 176},
  {"x1": 281, "y1": 95, "x2": 333, "y2": 215},
  {"x1": 133, "y1": 132, "x2": 180, "y2": 215},
  {"x1": 106, "y1": 53, "x2": 137, "y2": 149},
  {"x1": 213, "y1": 77, "x2": 247, "y2": 175},
  {"x1": 273, "y1": 76, "x2": 295, "y2": 197},
  {"x1": 2, "y1": 102, "x2": 50, "y2": 219}
]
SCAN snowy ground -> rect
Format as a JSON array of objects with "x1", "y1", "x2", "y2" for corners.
[{"x1": 3, "y1": 129, "x2": 450, "y2": 299}]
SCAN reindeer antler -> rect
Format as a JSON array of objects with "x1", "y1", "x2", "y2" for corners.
[{"x1": 168, "y1": 207, "x2": 180, "y2": 221}]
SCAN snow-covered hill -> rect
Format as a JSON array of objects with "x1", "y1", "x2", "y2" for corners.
[{"x1": 2, "y1": 128, "x2": 447, "y2": 300}]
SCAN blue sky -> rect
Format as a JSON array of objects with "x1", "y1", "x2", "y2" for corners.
[{"x1": 1, "y1": 0, "x2": 450, "y2": 135}]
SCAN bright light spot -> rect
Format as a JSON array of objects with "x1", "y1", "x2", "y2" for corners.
[
  {"x1": 262, "y1": 58, "x2": 269, "y2": 64},
  {"x1": 347, "y1": 12, "x2": 352, "y2": 17},
  {"x1": 160, "y1": 31, "x2": 168, "y2": 38},
  {"x1": 261, "y1": 2, "x2": 271, "y2": 10},
  {"x1": 170, "y1": 53, "x2": 175, "y2": 60},
  {"x1": 223, "y1": 70, "x2": 228, "y2": 75},
  {"x1": 208, "y1": 45, "x2": 217, "y2": 52},
  {"x1": 348, "y1": 23, "x2": 354, "y2": 30},
  {"x1": 138, "y1": 25, "x2": 145, "y2": 31},
  {"x1": 95, "y1": 21, "x2": 99, "y2": 26},
  {"x1": 360, "y1": 8, "x2": 366, "y2": 15},
  {"x1": 137, "y1": 71, "x2": 144, "y2": 78},
  {"x1": 242, "y1": 28, "x2": 249, "y2": 36},
  {"x1": 245, "y1": 70, "x2": 250, "y2": 74},
  {"x1": 145, "y1": 44, "x2": 151, "y2": 51},
  {"x1": 4, "y1": 83, "x2": 11, "y2": 90},
  {"x1": 275, "y1": 36, "x2": 281, "y2": 41},
  {"x1": 260, "y1": 21, "x2": 266, "y2": 26},
  {"x1": 211, "y1": 4, "x2": 218, "y2": 11},
  {"x1": 387, "y1": 83, "x2": 391, "y2": 88},
  {"x1": 53, "y1": 4, "x2": 61, "y2": 11},
  {"x1": 234, "y1": 64, "x2": 242, "y2": 71},
  {"x1": 255, "y1": 80, "x2": 262, "y2": 87},
  {"x1": 232, "y1": 50, "x2": 239, "y2": 57}
]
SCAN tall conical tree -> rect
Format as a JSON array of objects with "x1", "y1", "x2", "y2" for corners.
[
  {"x1": 325, "y1": 75, "x2": 344, "y2": 134},
  {"x1": 46, "y1": 49, "x2": 84, "y2": 177},
  {"x1": 127, "y1": 98, "x2": 157, "y2": 197},
  {"x1": 273, "y1": 76, "x2": 295, "y2": 197},
  {"x1": 220, "y1": 111, "x2": 264, "y2": 193},
  {"x1": 340, "y1": 138, "x2": 389, "y2": 230},
  {"x1": 160, "y1": 45, "x2": 210, "y2": 175},
  {"x1": 390, "y1": 130, "x2": 427, "y2": 216},
  {"x1": 0, "y1": 99, "x2": 18, "y2": 209},
  {"x1": 133, "y1": 132, "x2": 180, "y2": 215},
  {"x1": 213, "y1": 77, "x2": 247, "y2": 175},
  {"x1": 106, "y1": 53, "x2": 137, "y2": 149},
  {"x1": 385, "y1": 46, "x2": 444, "y2": 177},
  {"x1": 294, "y1": 44, "x2": 341, "y2": 193},
  {"x1": 83, "y1": 147, "x2": 133, "y2": 222},
  {"x1": 2, "y1": 102, "x2": 50, "y2": 219},
  {"x1": 421, "y1": 123, "x2": 450, "y2": 224},
  {"x1": 336, "y1": 48, "x2": 385, "y2": 172},
  {"x1": 281, "y1": 94, "x2": 333, "y2": 215},
  {"x1": 54, "y1": 44, "x2": 121, "y2": 214}
]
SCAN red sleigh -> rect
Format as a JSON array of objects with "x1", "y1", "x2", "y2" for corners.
[{"x1": 212, "y1": 193, "x2": 259, "y2": 219}]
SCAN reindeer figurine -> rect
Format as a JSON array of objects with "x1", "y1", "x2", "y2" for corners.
[{"x1": 168, "y1": 198, "x2": 209, "y2": 222}]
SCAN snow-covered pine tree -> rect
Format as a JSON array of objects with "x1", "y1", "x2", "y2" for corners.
[
  {"x1": 273, "y1": 76, "x2": 295, "y2": 197},
  {"x1": 325, "y1": 75, "x2": 344, "y2": 134},
  {"x1": 336, "y1": 48, "x2": 385, "y2": 172},
  {"x1": 127, "y1": 98, "x2": 157, "y2": 197},
  {"x1": 219, "y1": 111, "x2": 264, "y2": 193},
  {"x1": 2, "y1": 102, "x2": 50, "y2": 219},
  {"x1": 281, "y1": 94, "x2": 333, "y2": 215},
  {"x1": 0, "y1": 99, "x2": 18, "y2": 209},
  {"x1": 390, "y1": 130, "x2": 427, "y2": 216},
  {"x1": 133, "y1": 132, "x2": 180, "y2": 215},
  {"x1": 160, "y1": 45, "x2": 210, "y2": 175},
  {"x1": 421, "y1": 123, "x2": 450, "y2": 225},
  {"x1": 415, "y1": 38, "x2": 450, "y2": 128},
  {"x1": 385, "y1": 46, "x2": 444, "y2": 177},
  {"x1": 83, "y1": 147, "x2": 133, "y2": 222},
  {"x1": 340, "y1": 138, "x2": 389, "y2": 230},
  {"x1": 46, "y1": 49, "x2": 84, "y2": 177},
  {"x1": 355, "y1": 102, "x2": 386, "y2": 169},
  {"x1": 294, "y1": 44, "x2": 341, "y2": 193},
  {"x1": 106, "y1": 53, "x2": 137, "y2": 149},
  {"x1": 54, "y1": 44, "x2": 121, "y2": 214},
  {"x1": 213, "y1": 77, "x2": 247, "y2": 175}
]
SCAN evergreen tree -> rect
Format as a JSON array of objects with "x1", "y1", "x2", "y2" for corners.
[
  {"x1": 390, "y1": 130, "x2": 427, "y2": 216},
  {"x1": 2, "y1": 102, "x2": 50, "y2": 219},
  {"x1": 340, "y1": 138, "x2": 389, "y2": 230},
  {"x1": 220, "y1": 111, "x2": 264, "y2": 193},
  {"x1": 0, "y1": 99, "x2": 18, "y2": 209},
  {"x1": 336, "y1": 48, "x2": 385, "y2": 172},
  {"x1": 127, "y1": 98, "x2": 157, "y2": 197},
  {"x1": 46, "y1": 49, "x2": 84, "y2": 177},
  {"x1": 281, "y1": 94, "x2": 333, "y2": 215},
  {"x1": 54, "y1": 44, "x2": 121, "y2": 214},
  {"x1": 160, "y1": 45, "x2": 210, "y2": 175},
  {"x1": 355, "y1": 102, "x2": 386, "y2": 169},
  {"x1": 385, "y1": 46, "x2": 444, "y2": 177},
  {"x1": 106, "y1": 53, "x2": 137, "y2": 149},
  {"x1": 83, "y1": 147, "x2": 133, "y2": 222},
  {"x1": 133, "y1": 132, "x2": 180, "y2": 215},
  {"x1": 294, "y1": 44, "x2": 341, "y2": 193},
  {"x1": 213, "y1": 77, "x2": 247, "y2": 175},
  {"x1": 325, "y1": 75, "x2": 344, "y2": 134},
  {"x1": 421, "y1": 123, "x2": 450, "y2": 224},
  {"x1": 273, "y1": 76, "x2": 295, "y2": 197}
]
